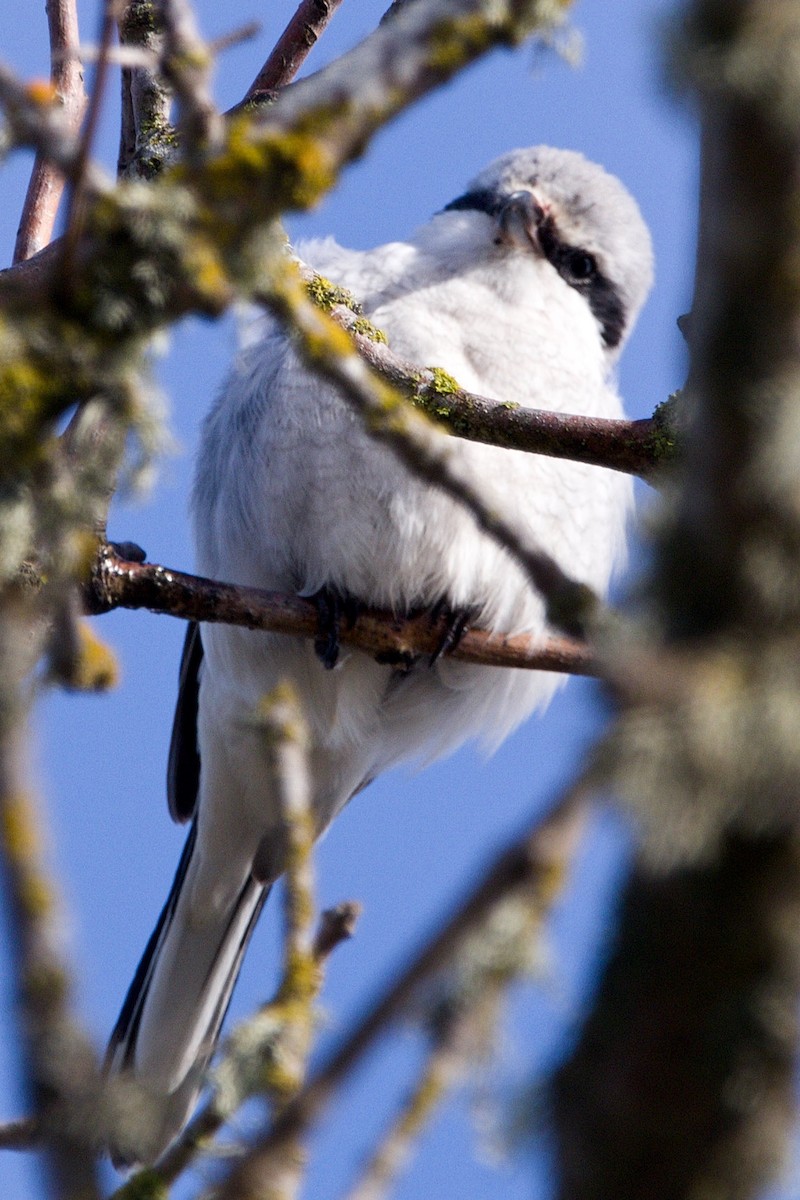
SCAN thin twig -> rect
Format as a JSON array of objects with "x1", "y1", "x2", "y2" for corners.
[
  {"x1": 216, "y1": 791, "x2": 590, "y2": 1200},
  {"x1": 313, "y1": 901, "x2": 361, "y2": 961},
  {"x1": 243, "y1": 0, "x2": 346, "y2": 102},
  {"x1": 344, "y1": 1034, "x2": 465, "y2": 1200},
  {"x1": 0, "y1": 1116, "x2": 40, "y2": 1150},
  {"x1": 134, "y1": 901, "x2": 362, "y2": 1191},
  {"x1": 158, "y1": 0, "x2": 223, "y2": 155},
  {"x1": 13, "y1": 0, "x2": 88, "y2": 263},
  {"x1": 327, "y1": 296, "x2": 671, "y2": 477},
  {"x1": 59, "y1": 0, "x2": 119, "y2": 279},
  {"x1": 85, "y1": 549, "x2": 596, "y2": 677}
]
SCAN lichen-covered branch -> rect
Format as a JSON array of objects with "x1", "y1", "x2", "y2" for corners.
[
  {"x1": 315, "y1": 276, "x2": 677, "y2": 476},
  {"x1": 0, "y1": 609, "x2": 101, "y2": 1200},
  {"x1": 552, "y1": 4, "x2": 800, "y2": 1198},
  {"x1": 0, "y1": 0, "x2": 569, "y2": 487},
  {"x1": 344, "y1": 1033, "x2": 466, "y2": 1200},
  {"x1": 117, "y1": 0, "x2": 173, "y2": 179},
  {"x1": 215, "y1": 792, "x2": 588, "y2": 1200},
  {"x1": 267, "y1": 267, "x2": 602, "y2": 640}
]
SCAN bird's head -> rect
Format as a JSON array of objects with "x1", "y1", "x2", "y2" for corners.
[{"x1": 441, "y1": 146, "x2": 654, "y2": 360}]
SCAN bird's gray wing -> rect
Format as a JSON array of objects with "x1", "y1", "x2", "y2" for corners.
[{"x1": 167, "y1": 621, "x2": 203, "y2": 823}]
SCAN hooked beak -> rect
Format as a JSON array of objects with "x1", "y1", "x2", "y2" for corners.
[{"x1": 496, "y1": 190, "x2": 545, "y2": 252}]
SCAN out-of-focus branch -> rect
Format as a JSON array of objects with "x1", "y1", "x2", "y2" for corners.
[
  {"x1": 0, "y1": 1116, "x2": 39, "y2": 1150},
  {"x1": 85, "y1": 548, "x2": 596, "y2": 677},
  {"x1": 1, "y1": 0, "x2": 564, "y2": 310},
  {"x1": 553, "y1": 4, "x2": 800, "y2": 1199},
  {"x1": 158, "y1": 0, "x2": 223, "y2": 155},
  {"x1": 268, "y1": 270, "x2": 602, "y2": 641},
  {"x1": 344, "y1": 1032, "x2": 466, "y2": 1200},
  {"x1": 216, "y1": 792, "x2": 589, "y2": 1200},
  {"x1": 117, "y1": 0, "x2": 172, "y2": 179},
  {"x1": 13, "y1": 0, "x2": 88, "y2": 263},
  {"x1": 0, "y1": 62, "x2": 105, "y2": 190},
  {"x1": 241, "y1": 0, "x2": 346, "y2": 104},
  {"x1": 131, "y1": 898, "x2": 362, "y2": 1191},
  {"x1": 0, "y1": 609, "x2": 101, "y2": 1200}
]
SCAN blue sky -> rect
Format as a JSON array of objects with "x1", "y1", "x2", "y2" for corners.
[{"x1": 0, "y1": 1, "x2": 722, "y2": 1196}]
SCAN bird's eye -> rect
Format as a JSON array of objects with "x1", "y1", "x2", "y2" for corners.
[{"x1": 566, "y1": 250, "x2": 597, "y2": 281}]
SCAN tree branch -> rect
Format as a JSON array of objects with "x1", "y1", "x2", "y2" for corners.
[
  {"x1": 13, "y1": 0, "x2": 88, "y2": 263},
  {"x1": 85, "y1": 549, "x2": 596, "y2": 677},
  {"x1": 242, "y1": 0, "x2": 347, "y2": 103},
  {"x1": 267, "y1": 268, "x2": 602, "y2": 641},
  {"x1": 0, "y1": 610, "x2": 101, "y2": 1199},
  {"x1": 322, "y1": 285, "x2": 676, "y2": 477},
  {"x1": 215, "y1": 791, "x2": 589, "y2": 1200}
]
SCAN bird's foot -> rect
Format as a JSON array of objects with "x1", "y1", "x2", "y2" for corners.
[
  {"x1": 310, "y1": 586, "x2": 362, "y2": 670},
  {"x1": 428, "y1": 600, "x2": 475, "y2": 664}
]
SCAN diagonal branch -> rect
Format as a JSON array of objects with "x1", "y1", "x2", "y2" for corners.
[
  {"x1": 267, "y1": 271, "x2": 602, "y2": 640},
  {"x1": 215, "y1": 790, "x2": 590, "y2": 1200},
  {"x1": 242, "y1": 0, "x2": 347, "y2": 103}
]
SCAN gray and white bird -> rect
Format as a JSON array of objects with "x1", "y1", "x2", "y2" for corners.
[{"x1": 106, "y1": 145, "x2": 653, "y2": 1164}]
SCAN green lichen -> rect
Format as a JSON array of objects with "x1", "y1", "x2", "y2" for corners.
[
  {"x1": 427, "y1": 14, "x2": 494, "y2": 72},
  {"x1": 194, "y1": 119, "x2": 337, "y2": 220},
  {"x1": 350, "y1": 316, "x2": 388, "y2": 344},
  {"x1": 427, "y1": 366, "x2": 460, "y2": 395},
  {"x1": 649, "y1": 391, "x2": 682, "y2": 463},
  {"x1": 408, "y1": 366, "x2": 468, "y2": 432},
  {"x1": 118, "y1": 0, "x2": 159, "y2": 42},
  {"x1": 112, "y1": 1168, "x2": 168, "y2": 1200},
  {"x1": 305, "y1": 274, "x2": 362, "y2": 314}
]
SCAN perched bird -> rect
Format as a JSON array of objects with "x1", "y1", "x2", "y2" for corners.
[{"x1": 106, "y1": 146, "x2": 653, "y2": 1164}]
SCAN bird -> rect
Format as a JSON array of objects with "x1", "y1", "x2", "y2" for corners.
[{"x1": 105, "y1": 145, "x2": 653, "y2": 1165}]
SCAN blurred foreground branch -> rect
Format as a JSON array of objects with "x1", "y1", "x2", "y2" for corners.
[{"x1": 552, "y1": 4, "x2": 800, "y2": 1198}]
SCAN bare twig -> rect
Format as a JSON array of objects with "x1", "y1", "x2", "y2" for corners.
[
  {"x1": 243, "y1": 0, "x2": 346, "y2": 102},
  {"x1": 312, "y1": 901, "x2": 362, "y2": 961},
  {"x1": 60, "y1": 0, "x2": 119, "y2": 277},
  {"x1": 85, "y1": 549, "x2": 596, "y2": 677},
  {"x1": 344, "y1": 1034, "x2": 465, "y2": 1200},
  {"x1": 13, "y1": 0, "x2": 88, "y2": 263},
  {"x1": 0, "y1": 1116, "x2": 39, "y2": 1150},
  {"x1": 158, "y1": 0, "x2": 223, "y2": 155},
  {"x1": 216, "y1": 791, "x2": 589, "y2": 1200}
]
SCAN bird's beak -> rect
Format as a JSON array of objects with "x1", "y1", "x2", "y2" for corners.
[{"x1": 497, "y1": 190, "x2": 545, "y2": 252}]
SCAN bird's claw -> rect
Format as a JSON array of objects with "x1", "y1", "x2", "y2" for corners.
[
  {"x1": 428, "y1": 600, "x2": 475, "y2": 665},
  {"x1": 310, "y1": 586, "x2": 361, "y2": 670}
]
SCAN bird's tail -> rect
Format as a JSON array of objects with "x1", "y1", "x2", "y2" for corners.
[{"x1": 105, "y1": 820, "x2": 269, "y2": 1167}]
